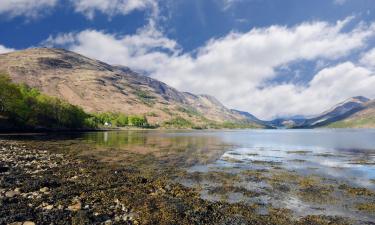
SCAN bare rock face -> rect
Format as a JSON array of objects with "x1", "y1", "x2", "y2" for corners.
[{"x1": 0, "y1": 48, "x2": 262, "y2": 127}]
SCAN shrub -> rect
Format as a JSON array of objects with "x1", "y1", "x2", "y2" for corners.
[{"x1": 163, "y1": 117, "x2": 194, "y2": 128}]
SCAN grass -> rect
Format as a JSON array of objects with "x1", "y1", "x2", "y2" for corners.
[
  {"x1": 325, "y1": 116, "x2": 375, "y2": 128},
  {"x1": 163, "y1": 117, "x2": 194, "y2": 128},
  {"x1": 133, "y1": 89, "x2": 156, "y2": 106},
  {"x1": 176, "y1": 106, "x2": 201, "y2": 117}
]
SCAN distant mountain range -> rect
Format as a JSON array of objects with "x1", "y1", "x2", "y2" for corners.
[
  {"x1": 0, "y1": 48, "x2": 373, "y2": 129},
  {"x1": 265, "y1": 96, "x2": 374, "y2": 128}
]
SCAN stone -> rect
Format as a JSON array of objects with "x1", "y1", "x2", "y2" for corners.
[
  {"x1": 68, "y1": 200, "x2": 82, "y2": 211},
  {"x1": 23, "y1": 222, "x2": 36, "y2": 225},
  {"x1": 39, "y1": 187, "x2": 49, "y2": 193},
  {"x1": 43, "y1": 204, "x2": 54, "y2": 210},
  {"x1": 8, "y1": 222, "x2": 22, "y2": 225},
  {"x1": 5, "y1": 190, "x2": 19, "y2": 198}
]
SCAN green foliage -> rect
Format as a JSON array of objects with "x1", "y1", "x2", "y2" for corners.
[
  {"x1": 203, "y1": 121, "x2": 261, "y2": 129},
  {"x1": 145, "y1": 112, "x2": 158, "y2": 117},
  {"x1": 0, "y1": 73, "x2": 150, "y2": 130},
  {"x1": 161, "y1": 107, "x2": 173, "y2": 116},
  {"x1": 176, "y1": 106, "x2": 201, "y2": 117},
  {"x1": 116, "y1": 114, "x2": 129, "y2": 127},
  {"x1": 128, "y1": 115, "x2": 148, "y2": 127},
  {"x1": 163, "y1": 117, "x2": 194, "y2": 128},
  {"x1": 133, "y1": 89, "x2": 156, "y2": 106},
  {"x1": 221, "y1": 121, "x2": 259, "y2": 129},
  {"x1": 90, "y1": 112, "x2": 148, "y2": 128},
  {"x1": 325, "y1": 116, "x2": 375, "y2": 128},
  {"x1": 0, "y1": 73, "x2": 89, "y2": 129}
]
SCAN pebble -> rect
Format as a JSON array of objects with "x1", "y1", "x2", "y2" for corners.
[
  {"x1": 104, "y1": 220, "x2": 112, "y2": 225},
  {"x1": 39, "y1": 187, "x2": 49, "y2": 193},
  {"x1": 5, "y1": 189, "x2": 20, "y2": 198},
  {"x1": 43, "y1": 204, "x2": 54, "y2": 210},
  {"x1": 70, "y1": 175, "x2": 79, "y2": 180},
  {"x1": 23, "y1": 222, "x2": 36, "y2": 225},
  {"x1": 68, "y1": 199, "x2": 82, "y2": 211}
]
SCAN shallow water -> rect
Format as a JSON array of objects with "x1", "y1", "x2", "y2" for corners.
[{"x1": 3, "y1": 129, "x2": 375, "y2": 222}]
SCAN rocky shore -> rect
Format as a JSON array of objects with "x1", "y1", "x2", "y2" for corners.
[{"x1": 0, "y1": 140, "x2": 354, "y2": 225}]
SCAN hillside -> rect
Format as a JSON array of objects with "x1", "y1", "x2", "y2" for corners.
[
  {"x1": 264, "y1": 96, "x2": 373, "y2": 129},
  {"x1": 302, "y1": 96, "x2": 369, "y2": 128},
  {"x1": 0, "y1": 48, "x2": 263, "y2": 128},
  {"x1": 324, "y1": 100, "x2": 375, "y2": 128}
]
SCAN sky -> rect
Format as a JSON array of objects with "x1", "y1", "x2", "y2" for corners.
[{"x1": 1, "y1": 0, "x2": 375, "y2": 120}]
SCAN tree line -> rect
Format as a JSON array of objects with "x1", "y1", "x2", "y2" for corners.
[{"x1": 0, "y1": 73, "x2": 148, "y2": 130}]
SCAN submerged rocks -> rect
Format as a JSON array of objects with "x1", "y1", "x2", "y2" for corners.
[{"x1": 0, "y1": 140, "x2": 360, "y2": 225}]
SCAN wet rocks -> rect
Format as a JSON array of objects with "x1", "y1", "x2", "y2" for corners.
[
  {"x1": 0, "y1": 140, "x2": 360, "y2": 225},
  {"x1": 5, "y1": 188, "x2": 21, "y2": 198},
  {"x1": 23, "y1": 222, "x2": 36, "y2": 225},
  {"x1": 9, "y1": 221, "x2": 36, "y2": 225},
  {"x1": 39, "y1": 187, "x2": 49, "y2": 193},
  {"x1": 68, "y1": 198, "x2": 82, "y2": 211}
]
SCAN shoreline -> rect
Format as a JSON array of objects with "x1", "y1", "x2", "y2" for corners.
[{"x1": 0, "y1": 140, "x2": 363, "y2": 225}]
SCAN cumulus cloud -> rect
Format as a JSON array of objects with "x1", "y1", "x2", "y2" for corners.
[
  {"x1": 43, "y1": 18, "x2": 375, "y2": 119},
  {"x1": 0, "y1": 0, "x2": 57, "y2": 19},
  {"x1": 71, "y1": 0, "x2": 158, "y2": 19},
  {"x1": 0, "y1": 44, "x2": 15, "y2": 54},
  {"x1": 360, "y1": 48, "x2": 375, "y2": 68},
  {"x1": 246, "y1": 62, "x2": 375, "y2": 118},
  {"x1": 43, "y1": 23, "x2": 179, "y2": 72}
]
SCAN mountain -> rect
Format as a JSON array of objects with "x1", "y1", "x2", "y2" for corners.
[
  {"x1": 266, "y1": 117, "x2": 307, "y2": 129},
  {"x1": 300, "y1": 96, "x2": 370, "y2": 128},
  {"x1": 269, "y1": 96, "x2": 370, "y2": 128},
  {"x1": 0, "y1": 48, "x2": 264, "y2": 128},
  {"x1": 324, "y1": 99, "x2": 375, "y2": 128},
  {"x1": 230, "y1": 109, "x2": 261, "y2": 123},
  {"x1": 264, "y1": 96, "x2": 372, "y2": 129},
  {"x1": 230, "y1": 109, "x2": 273, "y2": 128}
]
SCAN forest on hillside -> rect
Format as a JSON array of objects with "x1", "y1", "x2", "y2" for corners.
[{"x1": 0, "y1": 73, "x2": 148, "y2": 130}]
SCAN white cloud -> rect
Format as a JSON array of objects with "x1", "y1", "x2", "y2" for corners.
[
  {"x1": 43, "y1": 23, "x2": 179, "y2": 72},
  {"x1": 0, "y1": 0, "x2": 57, "y2": 19},
  {"x1": 71, "y1": 0, "x2": 158, "y2": 19},
  {"x1": 0, "y1": 44, "x2": 15, "y2": 54},
  {"x1": 248, "y1": 62, "x2": 375, "y2": 118},
  {"x1": 43, "y1": 18, "x2": 375, "y2": 119},
  {"x1": 360, "y1": 48, "x2": 375, "y2": 68}
]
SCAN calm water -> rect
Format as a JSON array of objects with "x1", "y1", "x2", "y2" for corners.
[{"x1": 3, "y1": 129, "x2": 375, "y2": 221}]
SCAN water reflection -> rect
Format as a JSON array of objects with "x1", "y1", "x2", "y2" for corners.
[
  {"x1": 2, "y1": 129, "x2": 375, "y2": 222},
  {"x1": 79, "y1": 130, "x2": 235, "y2": 168}
]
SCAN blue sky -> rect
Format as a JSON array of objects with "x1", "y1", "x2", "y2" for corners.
[{"x1": 1, "y1": 0, "x2": 375, "y2": 119}]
